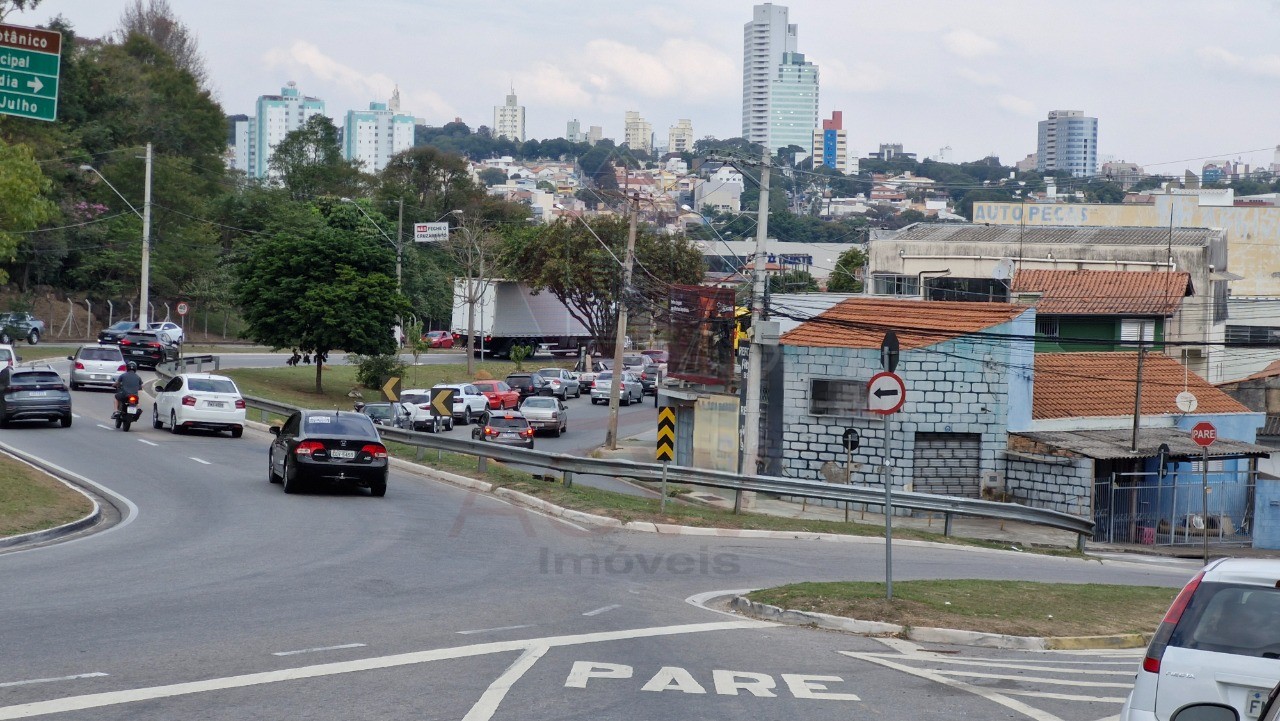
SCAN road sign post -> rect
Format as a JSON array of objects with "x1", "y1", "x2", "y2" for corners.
[
  {"x1": 841, "y1": 428, "x2": 859, "y2": 522},
  {"x1": 657, "y1": 408, "x2": 676, "y2": 512},
  {"x1": 0, "y1": 23, "x2": 62, "y2": 122},
  {"x1": 1192, "y1": 421, "x2": 1216, "y2": 564},
  {"x1": 867, "y1": 371, "x2": 907, "y2": 600},
  {"x1": 176, "y1": 302, "x2": 189, "y2": 316}
]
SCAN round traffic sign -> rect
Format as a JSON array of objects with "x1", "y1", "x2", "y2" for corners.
[
  {"x1": 1191, "y1": 421, "x2": 1217, "y2": 447},
  {"x1": 867, "y1": 371, "x2": 906, "y2": 415},
  {"x1": 176, "y1": 302, "x2": 189, "y2": 316}
]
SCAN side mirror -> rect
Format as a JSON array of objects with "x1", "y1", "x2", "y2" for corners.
[
  {"x1": 67, "y1": 355, "x2": 74, "y2": 361},
  {"x1": 269, "y1": 426, "x2": 281, "y2": 437}
]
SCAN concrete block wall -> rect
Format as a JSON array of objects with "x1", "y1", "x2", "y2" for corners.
[{"x1": 1004, "y1": 455, "x2": 1094, "y2": 516}]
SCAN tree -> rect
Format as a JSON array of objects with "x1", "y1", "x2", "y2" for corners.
[
  {"x1": 478, "y1": 167, "x2": 506, "y2": 187},
  {"x1": 0, "y1": 140, "x2": 55, "y2": 285},
  {"x1": 115, "y1": 0, "x2": 208, "y2": 89},
  {"x1": 1083, "y1": 180, "x2": 1125, "y2": 204},
  {"x1": 768, "y1": 270, "x2": 818, "y2": 294},
  {"x1": 501, "y1": 217, "x2": 705, "y2": 356},
  {"x1": 269, "y1": 115, "x2": 362, "y2": 201},
  {"x1": 0, "y1": 0, "x2": 41, "y2": 21},
  {"x1": 234, "y1": 201, "x2": 410, "y2": 393},
  {"x1": 827, "y1": 245, "x2": 866, "y2": 293}
]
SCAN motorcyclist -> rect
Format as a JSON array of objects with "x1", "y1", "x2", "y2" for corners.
[{"x1": 113, "y1": 361, "x2": 144, "y2": 417}]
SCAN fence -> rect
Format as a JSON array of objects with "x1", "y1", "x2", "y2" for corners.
[
  {"x1": 1092, "y1": 470, "x2": 1255, "y2": 546},
  {"x1": 8, "y1": 296, "x2": 240, "y2": 342}
]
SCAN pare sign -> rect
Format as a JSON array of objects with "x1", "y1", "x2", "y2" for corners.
[{"x1": 564, "y1": 661, "x2": 860, "y2": 700}]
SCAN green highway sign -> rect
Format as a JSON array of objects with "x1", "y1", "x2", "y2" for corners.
[{"x1": 0, "y1": 23, "x2": 61, "y2": 122}]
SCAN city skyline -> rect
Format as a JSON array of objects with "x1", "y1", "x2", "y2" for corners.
[{"x1": 16, "y1": 1, "x2": 1280, "y2": 171}]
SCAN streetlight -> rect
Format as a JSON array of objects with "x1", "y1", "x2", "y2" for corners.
[{"x1": 80, "y1": 143, "x2": 153, "y2": 327}]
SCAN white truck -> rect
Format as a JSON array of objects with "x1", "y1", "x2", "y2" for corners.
[{"x1": 451, "y1": 279, "x2": 594, "y2": 359}]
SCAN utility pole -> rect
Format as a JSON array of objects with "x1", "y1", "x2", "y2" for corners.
[
  {"x1": 1131, "y1": 342, "x2": 1147, "y2": 452},
  {"x1": 605, "y1": 194, "x2": 639, "y2": 450},
  {"x1": 742, "y1": 147, "x2": 771, "y2": 482},
  {"x1": 396, "y1": 198, "x2": 404, "y2": 346},
  {"x1": 139, "y1": 142, "x2": 153, "y2": 328}
]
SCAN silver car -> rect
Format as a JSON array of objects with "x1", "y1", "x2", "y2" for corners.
[
  {"x1": 590, "y1": 370, "x2": 643, "y2": 405},
  {"x1": 67, "y1": 344, "x2": 126, "y2": 390},
  {"x1": 536, "y1": 367, "x2": 581, "y2": 400},
  {"x1": 520, "y1": 396, "x2": 568, "y2": 436}
]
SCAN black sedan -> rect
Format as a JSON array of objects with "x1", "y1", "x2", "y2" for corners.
[
  {"x1": 268, "y1": 410, "x2": 388, "y2": 496},
  {"x1": 97, "y1": 320, "x2": 140, "y2": 344},
  {"x1": 504, "y1": 373, "x2": 553, "y2": 400},
  {"x1": 118, "y1": 330, "x2": 179, "y2": 369}
]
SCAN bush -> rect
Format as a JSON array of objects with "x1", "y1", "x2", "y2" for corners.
[{"x1": 350, "y1": 353, "x2": 408, "y2": 391}]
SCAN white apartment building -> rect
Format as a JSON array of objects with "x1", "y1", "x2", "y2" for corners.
[
  {"x1": 694, "y1": 166, "x2": 744, "y2": 213},
  {"x1": 234, "y1": 81, "x2": 326, "y2": 179},
  {"x1": 587, "y1": 125, "x2": 603, "y2": 145},
  {"x1": 624, "y1": 111, "x2": 653, "y2": 153},
  {"x1": 494, "y1": 89, "x2": 525, "y2": 142},
  {"x1": 1036, "y1": 109, "x2": 1098, "y2": 178},
  {"x1": 343, "y1": 99, "x2": 415, "y2": 173},
  {"x1": 668, "y1": 118, "x2": 694, "y2": 154},
  {"x1": 742, "y1": 3, "x2": 819, "y2": 153},
  {"x1": 566, "y1": 119, "x2": 583, "y2": 143}
]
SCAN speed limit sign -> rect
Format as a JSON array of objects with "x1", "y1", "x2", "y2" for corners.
[{"x1": 177, "y1": 302, "x2": 189, "y2": 316}]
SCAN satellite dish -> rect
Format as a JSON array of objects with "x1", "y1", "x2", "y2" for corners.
[{"x1": 992, "y1": 257, "x2": 1015, "y2": 281}]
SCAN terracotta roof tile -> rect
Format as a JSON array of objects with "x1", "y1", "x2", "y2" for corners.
[
  {"x1": 780, "y1": 297, "x2": 1027, "y2": 349},
  {"x1": 1011, "y1": 269, "x2": 1191, "y2": 315},
  {"x1": 1233, "y1": 359, "x2": 1280, "y2": 383},
  {"x1": 1034, "y1": 353, "x2": 1250, "y2": 419}
]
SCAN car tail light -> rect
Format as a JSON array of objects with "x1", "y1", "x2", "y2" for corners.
[
  {"x1": 148, "y1": 342, "x2": 160, "y2": 349},
  {"x1": 520, "y1": 428, "x2": 534, "y2": 438},
  {"x1": 234, "y1": 399, "x2": 246, "y2": 409},
  {"x1": 117, "y1": 364, "x2": 127, "y2": 372},
  {"x1": 483, "y1": 426, "x2": 497, "y2": 436},
  {"x1": 181, "y1": 395, "x2": 197, "y2": 406},
  {"x1": 295, "y1": 440, "x2": 325, "y2": 456},
  {"x1": 120, "y1": 339, "x2": 132, "y2": 346},
  {"x1": 74, "y1": 361, "x2": 85, "y2": 370},
  {"x1": 1142, "y1": 571, "x2": 1205, "y2": 674},
  {"x1": 360, "y1": 443, "x2": 388, "y2": 459}
]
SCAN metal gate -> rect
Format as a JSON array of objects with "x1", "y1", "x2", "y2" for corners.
[
  {"x1": 1092, "y1": 470, "x2": 1255, "y2": 546},
  {"x1": 913, "y1": 432, "x2": 982, "y2": 498}
]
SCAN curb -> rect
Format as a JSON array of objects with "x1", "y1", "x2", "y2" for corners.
[
  {"x1": 0, "y1": 446, "x2": 103, "y2": 550},
  {"x1": 729, "y1": 596, "x2": 1151, "y2": 650}
]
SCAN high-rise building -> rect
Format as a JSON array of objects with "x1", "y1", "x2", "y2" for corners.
[
  {"x1": 1036, "y1": 110, "x2": 1098, "y2": 178},
  {"x1": 742, "y1": 3, "x2": 819, "y2": 153},
  {"x1": 343, "y1": 94, "x2": 415, "y2": 174},
  {"x1": 668, "y1": 119, "x2": 694, "y2": 154},
  {"x1": 234, "y1": 81, "x2": 326, "y2": 178},
  {"x1": 624, "y1": 111, "x2": 653, "y2": 153},
  {"x1": 587, "y1": 125, "x2": 603, "y2": 146},
  {"x1": 812, "y1": 111, "x2": 848, "y2": 173},
  {"x1": 566, "y1": 119, "x2": 583, "y2": 143},
  {"x1": 493, "y1": 89, "x2": 525, "y2": 142}
]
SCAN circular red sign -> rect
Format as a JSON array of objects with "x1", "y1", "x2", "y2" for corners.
[{"x1": 1191, "y1": 421, "x2": 1217, "y2": 447}]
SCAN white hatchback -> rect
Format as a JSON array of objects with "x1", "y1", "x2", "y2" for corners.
[
  {"x1": 152, "y1": 373, "x2": 246, "y2": 437},
  {"x1": 1121, "y1": 558, "x2": 1280, "y2": 721}
]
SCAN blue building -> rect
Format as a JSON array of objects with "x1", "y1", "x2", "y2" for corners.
[{"x1": 1036, "y1": 109, "x2": 1098, "y2": 178}]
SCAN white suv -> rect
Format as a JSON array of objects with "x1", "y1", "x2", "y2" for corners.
[
  {"x1": 398, "y1": 389, "x2": 454, "y2": 433},
  {"x1": 1121, "y1": 558, "x2": 1280, "y2": 721},
  {"x1": 434, "y1": 383, "x2": 489, "y2": 425}
]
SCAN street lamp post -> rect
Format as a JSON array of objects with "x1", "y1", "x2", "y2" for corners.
[{"x1": 80, "y1": 142, "x2": 152, "y2": 328}]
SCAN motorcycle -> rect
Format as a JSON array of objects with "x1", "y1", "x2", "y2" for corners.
[{"x1": 114, "y1": 393, "x2": 142, "y2": 432}]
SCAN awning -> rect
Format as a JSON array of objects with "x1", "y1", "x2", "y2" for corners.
[{"x1": 1010, "y1": 428, "x2": 1272, "y2": 462}]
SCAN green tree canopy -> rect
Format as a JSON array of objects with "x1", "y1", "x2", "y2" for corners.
[
  {"x1": 0, "y1": 140, "x2": 55, "y2": 284},
  {"x1": 826, "y1": 245, "x2": 867, "y2": 293},
  {"x1": 269, "y1": 115, "x2": 363, "y2": 201}
]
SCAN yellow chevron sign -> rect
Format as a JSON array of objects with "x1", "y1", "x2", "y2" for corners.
[{"x1": 656, "y1": 407, "x2": 676, "y2": 462}]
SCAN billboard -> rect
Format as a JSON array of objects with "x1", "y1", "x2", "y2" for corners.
[
  {"x1": 414, "y1": 222, "x2": 450, "y2": 243},
  {"x1": 667, "y1": 285, "x2": 735, "y2": 386}
]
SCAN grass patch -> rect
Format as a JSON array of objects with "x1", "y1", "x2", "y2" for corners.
[
  {"x1": 0, "y1": 453, "x2": 95, "y2": 538},
  {"x1": 9, "y1": 345, "x2": 75, "y2": 363},
  {"x1": 748, "y1": 580, "x2": 1176, "y2": 637}
]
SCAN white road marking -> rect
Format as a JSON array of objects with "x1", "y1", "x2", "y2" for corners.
[
  {"x1": 95, "y1": 424, "x2": 113, "y2": 431},
  {"x1": 857, "y1": 652, "x2": 1134, "y2": 674},
  {"x1": 189, "y1": 457, "x2": 211, "y2": 465},
  {"x1": 462, "y1": 645, "x2": 548, "y2": 721},
  {"x1": 999, "y1": 689, "x2": 1129, "y2": 703},
  {"x1": 457, "y1": 624, "x2": 535, "y2": 635},
  {"x1": 0, "y1": 673, "x2": 107, "y2": 689},
  {"x1": 934, "y1": 669, "x2": 1131, "y2": 688},
  {"x1": 271, "y1": 643, "x2": 366, "y2": 657},
  {"x1": 0, "y1": 620, "x2": 771, "y2": 719},
  {"x1": 582, "y1": 605, "x2": 621, "y2": 617},
  {"x1": 137, "y1": 439, "x2": 158, "y2": 447},
  {"x1": 71, "y1": 413, "x2": 81, "y2": 419}
]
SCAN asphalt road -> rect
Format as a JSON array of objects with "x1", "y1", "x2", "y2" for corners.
[{"x1": 0, "y1": 373, "x2": 1204, "y2": 720}]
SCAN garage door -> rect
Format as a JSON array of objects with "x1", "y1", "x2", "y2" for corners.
[{"x1": 913, "y1": 432, "x2": 981, "y2": 497}]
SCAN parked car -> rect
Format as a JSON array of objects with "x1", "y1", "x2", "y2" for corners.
[
  {"x1": 640, "y1": 348, "x2": 669, "y2": 368},
  {"x1": 357, "y1": 402, "x2": 410, "y2": 428},
  {"x1": 152, "y1": 373, "x2": 246, "y2": 437},
  {"x1": 432, "y1": 383, "x2": 490, "y2": 425},
  {"x1": 118, "y1": 330, "x2": 179, "y2": 369},
  {"x1": 0, "y1": 311, "x2": 45, "y2": 345},
  {"x1": 398, "y1": 389, "x2": 455, "y2": 432},
  {"x1": 0, "y1": 365, "x2": 72, "y2": 428},
  {"x1": 0, "y1": 343, "x2": 19, "y2": 370},
  {"x1": 67, "y1": 344, "x2": 127, "y2": 390},
  {"x1": 97, "y1": 320, "x2": 141, "y2": 345},
  {"x1": 422, "y1": 330, "x2": 454, "y2": 349},
  {"x1": 470, "y1": 410, "x2": 535, "y2": 448},
  {"x1": 574, "y1": 358, "x2": 610, "y2": 393},
  {"x1": 268, "y1": 410, "x2": 388, "y2": 496},
  {"x1": 149, "y1": 321, "x2": 184, "y2": 345},
  {"x1": 590, "y1": 370, "x2": 643, "y2": 405},
  {"x1": 472, "y1": 380, "x2": 520, "y2": 410},
  {"x1": 505, "y1": 372, "x2": 554, "y2": 400},
  {"x1": 536, "y1": 367, "x2": 581, "y2": 400},
  {"x1": 520, "y1": 396, "x2": 568, "y2": 437},
  {"x1": 1120, "y1": 557, "x2": 1280, "y2": 721}
]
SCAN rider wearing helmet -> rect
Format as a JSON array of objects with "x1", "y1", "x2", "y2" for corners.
[{"x1": 114, "y1": 361, "x2": 144, "y2": 416}]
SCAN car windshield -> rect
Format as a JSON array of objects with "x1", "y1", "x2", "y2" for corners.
[
  {"x1": 507, "y1": 375, "x2": 532, "y2": 384},
  {"x1": 400, "y1": 394, "x2": 427, "y2": 404},
  {"x1": 123, "y1": 333, "x2": 161, "y2": 342},
  {"x1": 1170, "y1": 582, "x2": 1280, "y2": 658},
  {"x1": 536, "y1": 369, "x2": 561, "y2": 378},
  {"x1": 474, "y1": 382, "x2": 495, "y2": 392},
  {"x1": 523, "y1": 397, "x2": 556, "y2": 409},
  {"x1": 597, "y1": 371, "x2": 613, "y2": 381},
  {"x1": 302, "y1": 415, "x2": 375, "y2": 437},
  {"x1": 11, "y1": 371, "x2": 61, "y2": 386},
  {"x1": 107, "y1": 321, "x2": 135, "y2": 331},
  {"x1": 80, "y1": 348, "x2": 122, "y2": 361},
  {"x1": 623, "y1": 355, "x2": 644, "y2": 366},
  {"x1": 488, "y1": 417, "x2": 528, "y2": 429},
  {"x1": 0, "y1": 349, "x2": 12, "y2": 362},
  {"x1": 362, "y1": 404, "x2": 393, "y2": 420},
  {"x1": 188, "y1": 378, "x2": 238, "y2": 394}
]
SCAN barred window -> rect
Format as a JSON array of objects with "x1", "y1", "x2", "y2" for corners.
[{"x1": 1036, "y1": 317, "x2": 1060, "y2": 338}]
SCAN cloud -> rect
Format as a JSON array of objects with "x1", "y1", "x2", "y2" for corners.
[
  {"x1": 820, "y1": 58, "x2": 893, "y2": 93},
  {"x1": 573, "y1": 38, "x2": 735, "y2": 103},
  {"x1": 996, "y1": 94, "x2": 1037, "y2": 116},
  {"x1": 264, "y1": 40, "x2": 454, "y2": 118},
  {"x1": 1197, "y1": 45, "x2": 1280, "y2": 78},
  {"x1": 943, "y1": 29, "x2": 999, "y2": 59},
  {"x1": 513, "y1": 62, "x2": 593, "y2": 107},
  {"x1": 956, "y1": 67, "x2": 1002, "y2": 86}
]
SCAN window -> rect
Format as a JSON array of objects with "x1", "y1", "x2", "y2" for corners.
[
  {"x1": 1226, "y1": 325, "x2": 1280, "y2": 345},
  {"x1": 1120, "y1": 319, "x2": 1155, "y2": 344},
  {"x1": 871, "y1": 274, "x2": 919, "y2": 296},
  {"x1": 1036, "y1": 316, "x2": 1060, "y2": 338},
  {"x1": 809, "y1": 378, "x2": 867, "y2": 417}
]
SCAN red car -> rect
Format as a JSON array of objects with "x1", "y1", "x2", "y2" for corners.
[
  {"x1": 472, "y1": 380, "x2": 519, "y2": 410},
  {"x1": 423, "y1": 330, "x2": 454, "y2": 349}
]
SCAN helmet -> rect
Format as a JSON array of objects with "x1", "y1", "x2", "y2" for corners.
[{"x1": 127, "y1": 361, "x2": 138, "y2": 371}]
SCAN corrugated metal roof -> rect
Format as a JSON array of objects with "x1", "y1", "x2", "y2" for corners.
[
  {"x1": 892, "y1": 223, "x2": 1217, "y2": 246},
  {"x1": 1011, "y1": 269, "x2": 1192, "y2": 316},
  {"x1": 1035, "y1": 353, "x2": 1251, "y2": 419},
  {"x1": 778, "y1": 296, "x2": 1026, "y2": 349},
  {"x1": 1012, "y1": 428, "x2": 1271, "y2": 460}
]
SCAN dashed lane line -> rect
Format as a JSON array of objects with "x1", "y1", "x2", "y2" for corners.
[
  {"x1": 0, "y1": 674, "x2": 107, "y2": 689},
  {"x1": 137, "y1": 439, "x2": 158, "y2": 447},
  {"x1": 582, "y1": 605, "x2": 621, "y2": 617},
  {"x1": 457, "y1": 624, "x2": 535, "y2": 635},
  {"x1": 272, "y1": 643, "x2": 367, "y2": 657},
  {"x1": 189, "y1": 457, "x2": 212, "y2": 465},
  {"x1": 931, "y1": 669, "x2": 1132, "y2": 688},
  {"x1": 999, "y1": 689, "x2": 1129, "y2": 704}
]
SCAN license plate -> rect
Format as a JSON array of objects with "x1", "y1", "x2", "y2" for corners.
[
  {"x1": 1247, "y1": 689, "x2": 1267, "y2": 720},
  {"x1": 93, "y1": 374, "x2": 106, "y2": 380},
  {"x1": 130, "y1": 349, "x2": 144, "y2": 355},
  {"x1": 27, "y1": 390, "x2": 47, "y2": 397},
  {"x1": 207, "y1": 401, "x2": 225, "y2": 408},
  {"x1": 127, "y1": 405, "x2": 138, "y2": 413},
  {"x1": 330, "y1": 450, "x2": 356, "y2": 459},
  {"x1": 501, "y1": 432, "x2": 518, "y2": 439}
]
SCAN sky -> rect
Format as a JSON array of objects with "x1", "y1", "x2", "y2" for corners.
[{"x1": 13, "y1": 0, "x2": 1280, "y2": 173}]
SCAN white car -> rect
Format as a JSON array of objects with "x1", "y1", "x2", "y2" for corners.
[
  {"x1": 398, "y1": 389, "x2": 455, "y2": 433},
  {"x1": 149, "y1": 321, "x2": 184, "y2": 345},
  {"x1": 152, "y1": 373, "x2": 246, "y2": 437},
  {"x1": 0, "y1": 343, "x2": 18, "y2": 370},
  {"x1": 520, "y1": 395, "x2": 568, "y2": 436},
  {"x1": 1121, "y1": 557, "x2": 1280, "y2": 721},
  {"x1": 434, "y1": 383, "x2": 490, "y2": 425}
]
